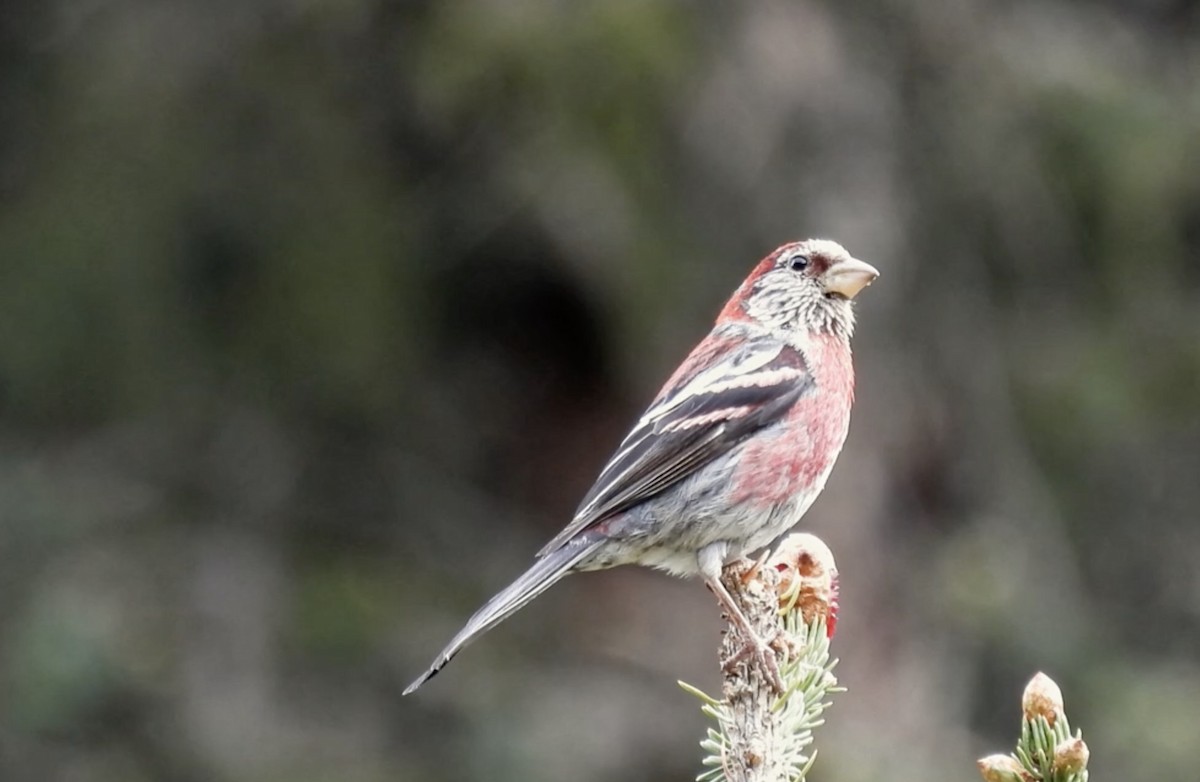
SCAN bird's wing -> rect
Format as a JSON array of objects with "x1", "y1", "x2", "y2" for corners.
[{"x1": 537, "y1": 327, "x2": 815, "y2": 556}]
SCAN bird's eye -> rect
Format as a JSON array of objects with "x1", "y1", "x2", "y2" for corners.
[{"x1": 787, "y1": 254, "x2": 810, "y2": 271}]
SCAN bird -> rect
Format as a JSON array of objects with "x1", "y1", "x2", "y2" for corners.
[{"x1": 404, "y1": 239, "x2": 878, "y2": 695}]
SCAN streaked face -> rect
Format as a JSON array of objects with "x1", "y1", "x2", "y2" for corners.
[{"x1": 745, "y1": 240, "x2": 878, "y2": 337}]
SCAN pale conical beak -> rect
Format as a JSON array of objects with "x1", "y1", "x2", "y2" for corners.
[{"x1": 822, "y1": 257, "x2": 879, "y2": 299}]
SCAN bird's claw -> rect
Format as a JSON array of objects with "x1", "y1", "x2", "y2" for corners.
[
  {"x1": 722, "y1": 629, "x2": 788, "y2": 693},
  {"x1": 738, "y1": 549, "x2": 773, "y2": 585}
]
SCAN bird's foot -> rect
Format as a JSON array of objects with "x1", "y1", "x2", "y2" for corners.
[
  {"x1": 722, "y1": 628, "x2": 788, "y2": 693},
  {"x1": 718, "y1": 550, "x2": 772, "y2": 586}
]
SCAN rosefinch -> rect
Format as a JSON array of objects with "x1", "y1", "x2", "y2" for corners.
[{"x1": 405, "y1": 239, "x2": 877, "y2": 694}]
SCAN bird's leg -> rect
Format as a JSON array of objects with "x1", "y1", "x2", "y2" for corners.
[
  {"x1": 698, "y1": 543, "x2": 787, "y2": 693},
  {"x1": 705, "y1": 572, "x2": 787, "y2": 691}
]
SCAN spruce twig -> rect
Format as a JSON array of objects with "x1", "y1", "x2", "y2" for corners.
[
  {"x1": 680, "y1": 534, "x2": 842, "y2": 782},
  {"x1": 978, "y1": 672, "x2": 1090, "y2": 782}
]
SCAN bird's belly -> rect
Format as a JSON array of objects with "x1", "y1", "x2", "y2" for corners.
[{"x1": 577, "y1": 479, "x2": 821, "y2": 577}]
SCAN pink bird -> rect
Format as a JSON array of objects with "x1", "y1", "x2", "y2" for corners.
[{"x1": 405, "y1": 239, "x2": 878, "y2": 694}]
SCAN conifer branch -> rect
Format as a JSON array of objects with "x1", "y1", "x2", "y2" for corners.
[
  {"x1": 977, "y1": 672, "x2": 1090, "y2": 782},
  {"x1": 680, "y1": 534, "x2": 842, "y2": 782}
]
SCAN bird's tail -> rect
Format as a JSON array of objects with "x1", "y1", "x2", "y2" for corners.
[{"x1": 403, "y1": 537, "x2": 601, "y2": 695}]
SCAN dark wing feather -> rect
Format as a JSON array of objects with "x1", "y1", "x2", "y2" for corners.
[{"x1": 537, "y1": 331, "x2": 813, "y2": 556}]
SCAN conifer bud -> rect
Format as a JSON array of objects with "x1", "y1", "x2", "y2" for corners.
[
  {"x1": 1051, "y1": 737, "x2": 1090, "y2": 775},
  {"x1": 976, "y1": 754, "x2": 1031, "y2": 782},
  {"x1": 770, "y1": 533, "x2": 838, "y2": 635},
  {"x1": 1021, "y1": 672, "x2": 1064, "y2": 726}
]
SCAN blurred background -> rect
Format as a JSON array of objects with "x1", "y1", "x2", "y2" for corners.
[{"x1": 2, "y1": 1, "x2": 1199, "y2": 780}]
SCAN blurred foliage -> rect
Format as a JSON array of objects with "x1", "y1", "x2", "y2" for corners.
[{"x1": 1, "y1": 1, "x2": 1199, "y2": 781}]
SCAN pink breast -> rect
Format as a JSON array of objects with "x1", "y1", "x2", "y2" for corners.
[{"x1": 730, "y1": 335, "x2": 854, "y2": 505}]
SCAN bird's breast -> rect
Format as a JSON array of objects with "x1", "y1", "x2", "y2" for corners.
[{"x1": 729, "y1": 335, "x2": 854, "y2": 506}]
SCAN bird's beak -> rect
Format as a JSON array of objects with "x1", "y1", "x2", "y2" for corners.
[{"x1": 822, "y1": 257, "x2": 879, "y2": 299}]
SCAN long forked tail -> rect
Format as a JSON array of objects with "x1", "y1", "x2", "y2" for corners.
[{"x1": 403, "y1": 537, "x2": 601, "y2": 695}]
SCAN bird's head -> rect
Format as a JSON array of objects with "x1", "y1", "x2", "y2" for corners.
[{"x1": 720, "y1": 239, "x2": 879, "y2": 339}]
